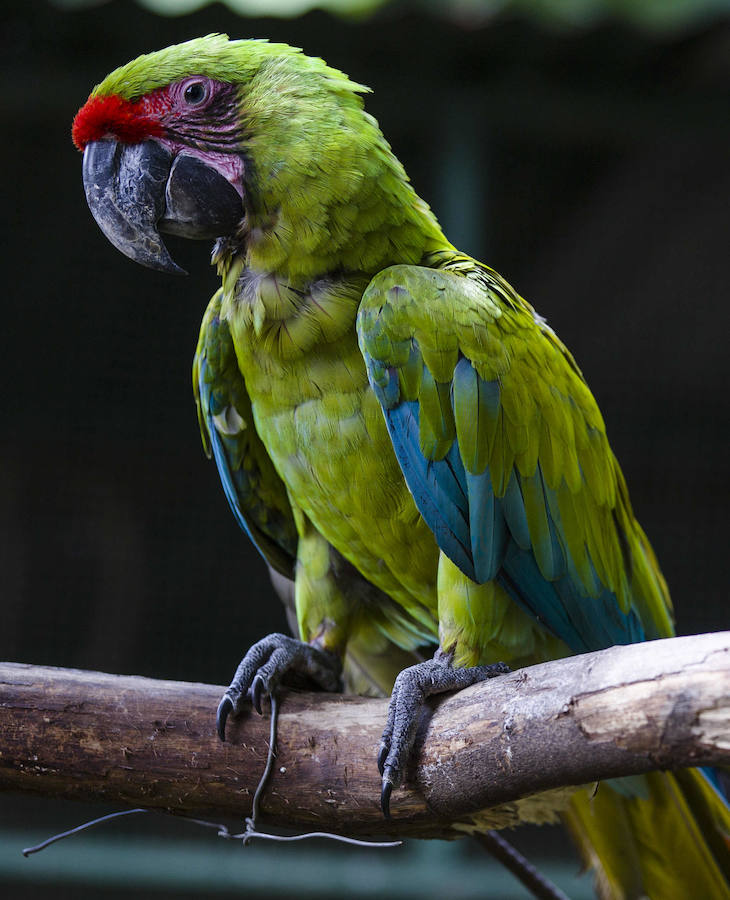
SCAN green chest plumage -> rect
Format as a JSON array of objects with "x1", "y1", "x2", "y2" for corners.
[{"x1": 224, "y1": 271, "x2": 440, "y2": 611}]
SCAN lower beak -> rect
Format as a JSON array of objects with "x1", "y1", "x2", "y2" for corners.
[{"x1": 82, "y1": 140, "x2": 243, "y2": 275}]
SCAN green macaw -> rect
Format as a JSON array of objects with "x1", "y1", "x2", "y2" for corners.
[{"x1": 72, "y1": 35, "x2": 729, "y2": 898}]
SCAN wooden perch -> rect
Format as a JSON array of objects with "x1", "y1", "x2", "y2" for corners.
[{"x1": 0, "y1": 632, "x2": 728, "y2": 838}]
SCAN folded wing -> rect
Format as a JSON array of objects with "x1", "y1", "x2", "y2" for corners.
[{"x1": 357, "y1": 261, "x2": 673, "y2": 653}]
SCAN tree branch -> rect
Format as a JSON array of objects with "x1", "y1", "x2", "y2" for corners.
[{"x1": 1, "y1": 632, "x2": 728, "y2": 838}]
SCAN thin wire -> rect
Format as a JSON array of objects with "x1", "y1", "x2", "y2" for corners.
[
  {"x1": 22, "y1": 808, "x2": 148, "y2": 856},
  {"x1": 225, "y1": 828, "x2": 402, "y2": 848},
  {"x1": 239, "y1": 692, "x2": 401, "y2": 849},
  {"x1": 250, "y1": 693, "x2": 279, "y2": 826}
]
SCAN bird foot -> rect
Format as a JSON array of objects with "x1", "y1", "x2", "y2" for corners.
[
  {"x1": 378, "y1": 650, "x2": 510, "y2": 817},
  {"x1": 216, "y1": 632, "x2": 343, "y2": 740}
]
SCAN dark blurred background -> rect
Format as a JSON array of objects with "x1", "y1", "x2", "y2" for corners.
[{"x1": 1, "y1": 0, "x2": 729, "y2": 896}]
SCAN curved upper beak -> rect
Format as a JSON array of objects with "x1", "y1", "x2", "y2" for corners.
[{"x1": 81, "y1": 140, "x2": 244, "y2": 275}]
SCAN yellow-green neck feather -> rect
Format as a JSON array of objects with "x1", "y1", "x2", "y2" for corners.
[
  {"x1": 235, "y1": 54, "x2": 450, "y2": 287},
  {"x1": 210, "y1": 51, "x2": 453, "y2": 360}
]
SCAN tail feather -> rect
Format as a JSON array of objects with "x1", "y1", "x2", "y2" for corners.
[{"x1": 564, "y1": 769, "x2": 730, "y2": 899}]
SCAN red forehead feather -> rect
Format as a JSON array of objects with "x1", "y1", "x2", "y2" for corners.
[{"x1": 72, "y1": 93, "x2": 165, "y2": 151}]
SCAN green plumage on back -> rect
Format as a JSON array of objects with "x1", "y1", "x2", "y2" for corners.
[{"x1": 78, "y1": 36, "x2": 730, "y2": 899}]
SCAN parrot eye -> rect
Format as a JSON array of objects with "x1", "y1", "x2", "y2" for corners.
[{"x1": 183, "y1": 80, "x2": 209, "y2": 106}]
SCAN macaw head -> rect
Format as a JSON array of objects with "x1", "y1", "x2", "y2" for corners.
[{"x1": 72, "y1": 34, "x2": 372, "y2": 275}]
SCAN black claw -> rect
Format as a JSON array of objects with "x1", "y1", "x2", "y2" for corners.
[
  {"x1": 492, "y1": 662, "x2": 511, "y2": 676},
  {"x1": 251, "y1": 674, "x2": 266, "y2": 714},
  {"x1": 216, "y1": 696, "x2": 233, "y2": 742},
  {"x1": 381, "y1": 780, "x2": 393, "y2": 819},
  {"x1": 377, "y1": 742, "x2": 389, "y2": 776}
]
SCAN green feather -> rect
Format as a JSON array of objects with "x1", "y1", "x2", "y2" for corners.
[
  {"x1": 418, "y1": 366, "x2": 455, "y2": 460},
  {"x1": 452, "y1": 360, "x2": 499, "y2": 475}
]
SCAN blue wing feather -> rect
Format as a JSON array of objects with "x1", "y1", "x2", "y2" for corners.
[
  {"x1": 465, "y1": 469, "x2": 507, "y2": 583},
  {"x1": 384, "y1": 400, "x2": 474, "y2": 578},
  {"x1": 501, "y1": 472, "x2": 532, "y2": 551}
]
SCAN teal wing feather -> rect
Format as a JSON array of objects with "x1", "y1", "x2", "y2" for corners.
[
  {"x1": 357, "y1": 259, "x2": 674, "y2": 653},
  {"x1": 193, "y1": 289, "x2": 298, "y2": 578}
]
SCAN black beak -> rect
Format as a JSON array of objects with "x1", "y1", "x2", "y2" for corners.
[{"x1": 82, "y1": 140, "x2": 244, "y2": 275}]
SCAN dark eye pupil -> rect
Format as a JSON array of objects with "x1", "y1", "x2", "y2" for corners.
[{"x1": 184, "y1": 82, "x2": 206, "y2": 104}]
